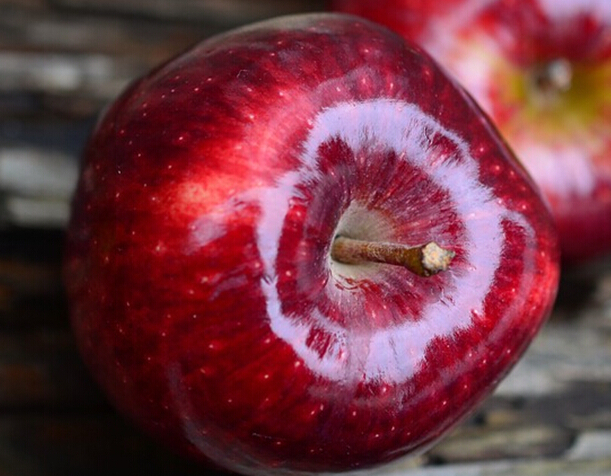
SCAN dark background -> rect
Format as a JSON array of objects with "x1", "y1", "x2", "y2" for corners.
[{"x1": 1, "y1": 1, "x2": 610, "y2": 475}]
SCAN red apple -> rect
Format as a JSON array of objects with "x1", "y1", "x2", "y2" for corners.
[
  {"x1": 63, "y1": 13, "x2": 560, "y2": 476},
  {"x1": 332, "y1": 0, "x2": 611, "y2": 266}
]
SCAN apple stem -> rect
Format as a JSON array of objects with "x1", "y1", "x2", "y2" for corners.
[
  {"x1": 530, "y1": 58, "x2": 572, "y2": 102},
  {"x1": 331, "y1": 236, "x2": 455, "y2": 277}
]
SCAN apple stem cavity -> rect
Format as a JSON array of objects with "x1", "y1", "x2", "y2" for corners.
[
  {"x1": 331, "y1": 236, "x2": 455, "y2": 277},
  {"x1": 529, "y1": 58, "x2": 573, "y2": 106}
]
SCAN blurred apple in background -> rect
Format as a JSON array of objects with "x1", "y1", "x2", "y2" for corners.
[
  {"x1": 332, "y1": 0, "x2": 611, "y2": 266},
  {"x1": 64, "y1": 12, "x2": 560, "y2": 476}
]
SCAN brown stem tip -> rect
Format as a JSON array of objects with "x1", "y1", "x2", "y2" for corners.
[{"x1": 331, "y1": 236, "x2": 455, "y2": 277}]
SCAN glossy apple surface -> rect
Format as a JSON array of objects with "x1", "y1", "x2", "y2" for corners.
[
  {"x1": 63, "y1": 13, "x2": 560, "y2": 476},
  {"x1": 333, "y1": 0, "x2": 611, "y2": 265}
]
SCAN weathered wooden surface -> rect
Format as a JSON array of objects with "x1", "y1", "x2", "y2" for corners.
[{"x1": 1, "y1": 2, "x2": 610, "y2": 475}]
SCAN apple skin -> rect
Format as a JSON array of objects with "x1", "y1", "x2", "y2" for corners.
[
  {"x1": 63, "y1": 13, "x2": 560, "y2": 476},
  {"x1": 332, "y1": 0, "x2": 611, "y2": 266}
]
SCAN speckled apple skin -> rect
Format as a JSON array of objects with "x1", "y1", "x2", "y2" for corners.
[
  {"x1": 64, "y1": 13, "x2": 560, "y2": 476},
  {"x1": 333, "y1": 0, "x2": 611, "y2": 265}
]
